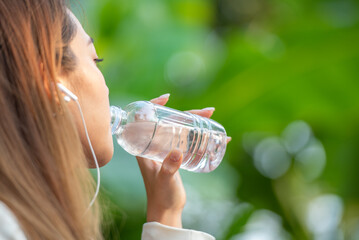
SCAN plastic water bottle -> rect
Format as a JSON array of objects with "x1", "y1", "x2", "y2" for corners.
[{"x1": 110, "y1": 101, "x2": 228, "y2": 172}]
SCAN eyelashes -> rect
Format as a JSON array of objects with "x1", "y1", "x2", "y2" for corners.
[
  {"x1": 94, "y1": 58, "x2": 104, "y2": 64},
  {"x1": 94, "y1": 58, "x2": 104, "y2": 69}
]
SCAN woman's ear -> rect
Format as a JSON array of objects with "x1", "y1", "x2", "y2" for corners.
[
  {"x1": 57, "y1": 82, "x2": 78, "y2": 102},
  {"x1": 40, "y1": 62, "x2": 74, "y2": 106},
  {"x1": 55, "y1": 77, "x2": 69, "y2": 104}
]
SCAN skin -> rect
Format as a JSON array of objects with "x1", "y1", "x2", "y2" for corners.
[
  {"x1": 58, "y1": 12, "x2": 114, "y2": 167},
  {"x1": 60, "y1": 12, "x2": 231, "y2": 228}
]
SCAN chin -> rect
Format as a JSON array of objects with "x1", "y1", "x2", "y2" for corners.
[
  {"x1": 99, "y1": 140, "x2": 114, "y2": 167},
  {"x1": 87, "y1": 140, "x2": 114, "y2": 168}
]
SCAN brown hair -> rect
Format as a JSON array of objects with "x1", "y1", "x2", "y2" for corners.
[{"x1": 0, "y1": 0, "x2": 101, "y2": 239}]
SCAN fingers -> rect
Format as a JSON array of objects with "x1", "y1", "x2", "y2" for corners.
[
  {"x1": 150, "y1": 93, "x2": 215, "y2": 119},
  {"x1": 150, "y1": 93, "x2": 170, "y2": 106},
  {"x1": 185, "y1": 108, "x2": 232, "y2": 144},
  {"x1": 159, "y1": 149, "x2": 183, "y2": 176},
  {"x1": 148, "y1": 95, "x2": 232, "y2": 145},
  {"x1": 185, "y1": 107, "x2": 215, "y2": 118},
  {"x1": 136, "y1": 155, "x2": 160, "y2": 171},
  {"x1": 136, "y1": 156, "x2": 161, "y2": 178}
]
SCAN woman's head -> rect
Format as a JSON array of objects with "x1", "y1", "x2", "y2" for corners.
[
  {"x1": 0, "y1": 0, "x2": 110, "y2": 238},
  {"x1": 59, "y1": 11, "x2": 114, "y2": 167}
]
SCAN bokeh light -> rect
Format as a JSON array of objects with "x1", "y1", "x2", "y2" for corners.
[
  {"x1": 230, "y1": 210, "x2": 291, "y2": 240},
  {"x1": 294, "y1": 139, "x2": 326, "y2": 181},
  {"x1": 253, "y1": 137, "x2": 291, "y2": 179},
  {"x1": 306, "y1": 194, "x2": 344, "y2": 240},
  {"x1": 166, "y1": 51, "x2": 206, "y2": 87},
  {"x1": 282, "y1": 121, "x2": 312, "y2": 155},
  {"x1": 77, "y1": 0, "x2": 359, "y2": 238}
]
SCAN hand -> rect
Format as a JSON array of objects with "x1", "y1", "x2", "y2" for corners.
[{"x1": 136, "y1": 94, "x2": 231, "y2": 228}]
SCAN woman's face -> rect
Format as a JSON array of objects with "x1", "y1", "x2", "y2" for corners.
[{"x1": 60, "y1": 12, "x2": 114, "y2": 167}]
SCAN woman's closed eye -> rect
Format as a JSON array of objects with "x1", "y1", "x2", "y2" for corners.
[{"x1": 94, "y1": 58, "x2": 104, "y2": 66}]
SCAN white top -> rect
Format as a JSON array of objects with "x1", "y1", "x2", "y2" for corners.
[
  {"x1": 0, "y1": 202, "x2": 27, "y2": 240},
  {"x1": 0, "y1": 202, "x2": 214, "y2": 240},
  {"x1": 142, "y1": 222, "x2": 215, "y2": 240}
]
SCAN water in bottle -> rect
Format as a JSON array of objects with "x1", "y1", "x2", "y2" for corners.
[{"x1": 110, "y1": 101, "x2": 227, "y2": 172}]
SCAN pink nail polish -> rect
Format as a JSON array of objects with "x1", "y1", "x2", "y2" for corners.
[
  {"x1": 159, "y1": 93, "x2": 170, "y2": 99},
  {"x1": 169, "y1": 150, "x2": 181, "y2": 162}
]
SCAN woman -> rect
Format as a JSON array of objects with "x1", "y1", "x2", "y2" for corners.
[{"x1": 0, "y1": 0, "x2": 221, "y2": 239}]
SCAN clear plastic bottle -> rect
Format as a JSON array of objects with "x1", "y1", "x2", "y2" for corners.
[{"x1": 110, "y1": 101, "x2": 227, "y2": 172}]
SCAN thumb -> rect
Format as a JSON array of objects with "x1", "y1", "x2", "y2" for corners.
[{"x1": 159, "y1": 149, "x2": 183, "y2": 176}]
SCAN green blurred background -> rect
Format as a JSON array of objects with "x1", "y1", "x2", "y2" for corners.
[{"x1": 73, "y1": 0, "x2": 359, "y2": 239}]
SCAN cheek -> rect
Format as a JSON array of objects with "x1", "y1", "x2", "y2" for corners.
[
  {"x1": 80, "y1": 62, "x2": 108, "y2": 105},
  {"x1": 90, "y1": 92, "x2": 113, "y2": 166},
  {"x1": 77, "y1": 65, "x2": 113, "y2": 165}
]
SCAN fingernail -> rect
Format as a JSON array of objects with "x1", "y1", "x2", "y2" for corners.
[
  {"x1": 227, "y1": 136, "x2": 232, "y2": 142},
  {"x1": 158, "y1": 93, "x2": 170, "y2": 99},
  {"x1": 202, "y1": 107, "x2": 215, "y2": 111},
  {"x1": 169, "y1": 150, "x2": 182, "y2": 162}
]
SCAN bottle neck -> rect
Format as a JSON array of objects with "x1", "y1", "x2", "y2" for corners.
[{"x1": 110, "y1": 106, "x2": 127, "y2": 135}]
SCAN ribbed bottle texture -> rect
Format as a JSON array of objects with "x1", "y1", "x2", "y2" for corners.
[{"x1": 110, "y1": 101, "x2": 227, "y2": 172}]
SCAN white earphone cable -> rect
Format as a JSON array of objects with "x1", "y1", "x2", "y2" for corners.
[
  {"x1": 74, "y1": 99, "x2": 101, "y2": 212},
  {"x1": 57, "y1": 83, "x2": 100, "y2": 212}
]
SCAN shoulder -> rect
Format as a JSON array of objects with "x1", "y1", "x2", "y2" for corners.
[{"x1": 0, "y1": 201, "x2": 27, "y2": 240}]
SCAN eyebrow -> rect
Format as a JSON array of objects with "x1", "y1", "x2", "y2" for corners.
[{"x1": 88, "y1": 37, "x2": 94, "y2": 45}]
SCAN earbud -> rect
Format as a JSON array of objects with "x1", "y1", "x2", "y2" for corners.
[{"x1": 57, "y1": 83, "x2": 78, "y2": 102}]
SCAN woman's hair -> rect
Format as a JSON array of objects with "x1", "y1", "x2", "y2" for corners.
[{"x1": 0, "y1": 0, "x2": 101, "y2": 239}]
